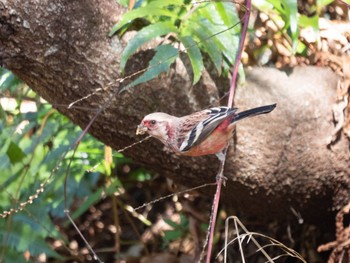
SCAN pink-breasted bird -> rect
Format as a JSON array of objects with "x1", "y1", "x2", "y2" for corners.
[{"x1": 136, "y1": 104, "x2": 276, "y2": 161}]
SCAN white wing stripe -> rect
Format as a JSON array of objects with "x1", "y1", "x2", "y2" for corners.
[{"x1": 180, "y1": 107, "x2": 234, "y2": 152}]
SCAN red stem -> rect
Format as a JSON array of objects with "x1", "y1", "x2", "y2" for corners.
[
  {"x1": 205, "y1": 180, "x2": 223, "y2": 263},
  {"x1": 227, "y1": 1, "x2": 251, "y2": 108},
  {"x1": 205, "y1": 0, "x2": 251, "y2": 261}
]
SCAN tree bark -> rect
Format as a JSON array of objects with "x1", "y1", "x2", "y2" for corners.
[{"x1": 1, "y1": 0, "x2": 349, "y2": 224}]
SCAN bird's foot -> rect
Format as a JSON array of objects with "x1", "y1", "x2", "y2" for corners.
[{"x1": 216, "y1": 173, "x2": 227, "y2": 186}]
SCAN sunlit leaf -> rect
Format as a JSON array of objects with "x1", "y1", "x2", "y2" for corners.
[
  {"x1": 192, "y1": 2, "x2": 240, "y2": 72},
  {"x1": 267, "y1": 0, "x2": 286, "y2": 14},
  {"x1": 296, "y1": 40, "x2": 307, "y2": 55},
  {"x1": 190, "y1": 24, "x2": 222, "y2": 74},
  {"x1": 299, "y1": 14, "x2": 319, "y2": 31},
  {"x1": 121, "y1": 44, "x2": 178, "y2": 92},
  {"x1": 109, "y1": 0, "x2": 183, "y2": 36},
  {"x1": 110, "y1": 7, "x2": 175, "y2": 36},
  {"x1": 283, "y1": 0, "x2": 298, "y2": 51},
  {"x1": 178, "y1": 35, "x2": 203, "y2": 84},
  {"x1": 120, "y1": 22, "x2": 178, "y2": 71},
  {"x1": 0, "y1": 69, "x2": 20, "y2": 91},
  {"x1": 215, "y1": 1, "x2": 231, "y2": 25}
]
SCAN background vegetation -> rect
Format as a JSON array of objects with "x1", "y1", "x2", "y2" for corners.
[{"x1": 0, "y1": 0, "x2": 349, "y2": 262}]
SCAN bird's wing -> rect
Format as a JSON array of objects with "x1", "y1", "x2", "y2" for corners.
[{"x1": 179, "y1": 107, "x2": 237, "y2": 152}]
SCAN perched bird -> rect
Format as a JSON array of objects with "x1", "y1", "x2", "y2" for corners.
[{"x1": 136, "y1": 103, "x2": 276, "y2": 160}]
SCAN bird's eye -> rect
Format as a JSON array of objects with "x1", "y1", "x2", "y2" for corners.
[{"x1": 150, "y1": 120, "x2": 156, "y2": 126}]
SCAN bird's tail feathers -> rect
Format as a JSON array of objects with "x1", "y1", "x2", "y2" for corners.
[{"x1": 233, "y1": 103, "x2": 276, "y2": 123}]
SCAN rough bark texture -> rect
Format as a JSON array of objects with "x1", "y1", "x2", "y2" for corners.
[{"x1": 1, "y1": 0, "x2": 350, "y2": 225}]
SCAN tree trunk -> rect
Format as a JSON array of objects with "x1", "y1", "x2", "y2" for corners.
[{"x1": 1, "y1": 0, "x2": 349, "y2": 225}]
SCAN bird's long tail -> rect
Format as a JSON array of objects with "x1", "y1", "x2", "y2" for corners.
[{"x1": 233, "y1": 103, "x2": 276, "y2": 123}]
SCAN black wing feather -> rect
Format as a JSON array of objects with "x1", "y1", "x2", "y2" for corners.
[{"x1": 180, "y1": 107, "x2": 237, "y2": 152}]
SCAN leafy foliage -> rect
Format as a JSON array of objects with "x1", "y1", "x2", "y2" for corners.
[
  {"x1": 163, "y1": 214, "x2": 189, "y2": 246},
  {"x1": 122, "y1": 44, "x2": 179, "y2": 92},
  {"x1": 0, "y1": 68, "x2": 128, "y2": 262},
  {"x1": 253, "y1": 0, "x2": 340, "y2": 55},
  {"x1": 111, "y1": 0, "x2": 240, "y2": 89}
]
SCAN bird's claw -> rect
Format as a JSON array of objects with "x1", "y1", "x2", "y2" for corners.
[{"x1": 216, "y1": 174, "x2": 227, "y2": 186}]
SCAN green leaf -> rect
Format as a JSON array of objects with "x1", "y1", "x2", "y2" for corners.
[
  {"x1": 0, "y1": 69, "x2": 20, "y2": 91},
  {"x1": 164, "y1": 229, "x2": 182, "y2": 241},
  {"x1": 121, "y1": 44, "x2": 178, "y2": 92},
  {"x1": 267, "y1": 0, "x2": 286, "y2": 14},
  {"x1": 7, "y1": 141, "x2": 25, "y2": 164},
  {"x1": 179, "y1": 213, "x2": 189, "y2": 226},
  {"x1": 190, "y1": 24, "x2": 222, "y2": 74},
  {"x1": 28, "y1": 238, "x2": 64, "y2": 259},
  {"x1": 178, "y1": 35, "x2": 203, "y2": 84},
  {"x1": 215, "y1": 1, "x2": 231, "y2": 25},
  {"x1": 164, "y1": 218, "x2": 180, "y2": 229},
  {"x1": 197, "y1": 18, "x2": 237, "y2": 73},
  {"x1": 253, "y1": 0, "x2": 275, "y2": 13},
  {"x1": 299, "y1": 14, "x2": 319, "y2": 29},
  {"x1": 129, "y1": 168, "x2": 152, "y2": 182},
  {"x1": 192, "y1": 3, "x2": 240, "y2": 71},
  {"x1": 263, "y1": 0, "x2": 298, "y2": 52},
  {"x1": 0, "y1": 166, "x2": 25, "y2": 193},
  {"x1": 283, "y1": 0, "x2": 298, "y2": 51},
  {"x1": 0, "y1": 155, "x2": 11, "y2": 170},
  {"x1": 110, "y1": 7, "x2": 175, "y2": 36},
  {"x1": 296, "y1": 40, "x2": 307, "y2": 55},
  {"x1": 109, "y1": 0, "x2": 184, "y2": 36},
  {"x1": 195, "y1": 1, "x2": 240, "y2": 35},
  {"x1": 120, "y1": 22, "x2": 178, "y2": 71}
]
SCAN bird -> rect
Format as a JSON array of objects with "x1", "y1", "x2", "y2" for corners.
[
  {"x1": 136, "y1": 103, "x2": 276, "y2": 181},
  {"x1": 136, "y1": 104, "x2": 276, "y2": 156}
]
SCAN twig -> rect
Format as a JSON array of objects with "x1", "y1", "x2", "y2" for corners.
[
  {"x1": 227, "y1": 0, "x2": 251, "y2": 108},
  {"x1": 205, "y1": 0, "x2": 251, "y2": 262}
]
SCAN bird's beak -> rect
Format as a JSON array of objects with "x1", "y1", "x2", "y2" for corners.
[{"x1": 136, "y1": 124, "x2": 148, "y2": 135}]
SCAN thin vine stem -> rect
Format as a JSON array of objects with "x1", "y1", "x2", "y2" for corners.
[
  {"x1": 227, "y1": 0, "x2": 251, "y2": 109},
  {"x1": 205, "y1": 0, "x2": 251, "y2": 262}
]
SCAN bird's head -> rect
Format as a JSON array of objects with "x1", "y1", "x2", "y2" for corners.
[{"x1": 136, "y1": 112, "x2": 174, "y2": 140}]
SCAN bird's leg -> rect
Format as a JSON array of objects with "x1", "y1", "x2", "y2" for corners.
[{"x1": 215, "y1": 146, "x2": 228, "y2": 185}]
